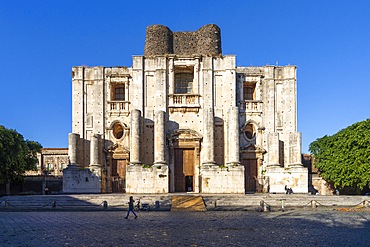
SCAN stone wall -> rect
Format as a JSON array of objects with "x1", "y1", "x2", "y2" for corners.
[
  {"x1": 144, "y1": 25, "x2": 173, "y2": 56},
  {"x1": 265, "y1": 166, "x2": 308, "y2": 193},
  {"x1": 125, "y1": 165, "x2": 169, "y2": 193},
  {"x1": 201, "y1": 165, "x2": 245, "y2": 193},
  {"x1": 311, "y1": 175, "x2": 333, "y2": 195},
  {"x1": 144, "y1": 24, "x2": 221, "y2": 56},
  {"x1": 62, "y1": 166, "x2": 102, "y2": 193}
]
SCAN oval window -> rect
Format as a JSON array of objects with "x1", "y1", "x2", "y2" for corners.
[
  {"x1": 113, "y1": 123, "x2": 124, "y2": 139},
  {"x1": 245, "y1": 124, "x2": 256, "y2": 140}
]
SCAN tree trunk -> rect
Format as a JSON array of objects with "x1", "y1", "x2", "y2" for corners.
[{"x1": 5, "y1": 182, "x2": 10, "y2": 195}]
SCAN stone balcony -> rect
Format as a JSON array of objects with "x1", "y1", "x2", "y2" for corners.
[
  {"x1": 169, "y1": 94, "x2": 201, "y2": 113},
  {"x1": 108, "y1": 100, "x2": 130, "y2": 116},
  {"x1": 239, "y1": 100, "x2": 263, "y2": 115}
]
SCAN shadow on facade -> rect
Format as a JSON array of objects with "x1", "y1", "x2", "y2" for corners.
[
  {"x1": 0, "y1": 194, "x2": 172, "y2": 211},
  {"x1": 0, "y1": 176, "x2": 63, "y2": 196}
]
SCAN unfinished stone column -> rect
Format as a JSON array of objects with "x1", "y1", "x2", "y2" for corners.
[
  {"x1": 90, "y1": 134, "x2": 100, "y2": 166},
  {"x1": 202, "y1": 108, "x2": 216, "y2": 165},
  {"x1": 68, "y1": 133, "x2": 79, "y2": 165},
  {"x1": 90, "y1": 134, "x2": 102, "y2": 178},
  {"x1": 130, "y1": 109, "x2": 141, "y2": 164},
  {"x1": 154, "y1": 110, "x2": 166, "y2": 166},
  {"x1": 227, "y1": 106, "x2": 240, "y2": 165},
  {"x1": 288, "y1": 132, "x2": 302, "y2": 167}
]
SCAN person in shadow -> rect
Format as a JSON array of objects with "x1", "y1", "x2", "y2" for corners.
[
  {"x1": 285, "y1": 185, "x2": 293, "y2": 194},
  {"x1": 125, "y1": 196, "x2": 137, "y2": 219}
]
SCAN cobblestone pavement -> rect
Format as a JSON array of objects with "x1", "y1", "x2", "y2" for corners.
[{"x1": 0, "y1": 210, "x2": 369, "y2": 247}]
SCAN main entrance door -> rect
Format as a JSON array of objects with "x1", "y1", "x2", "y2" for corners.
[
  {"x1": 111, "y1": 159, "x2": 127, "y2": 193},
  {"x1": 174, "y1": 148, "x2": 194, "y2": 192},
  {"x1": 243, "y1": 159, "x2": 257, "y2": 193}
]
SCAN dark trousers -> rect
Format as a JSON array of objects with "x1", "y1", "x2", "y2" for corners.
[{"x1": 125, "y1": 209, "x2": 137, "y2": 218}]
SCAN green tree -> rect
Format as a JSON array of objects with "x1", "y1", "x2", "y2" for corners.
[
  {"x1": 309, "y1": 119, "x2": 370, "y2": 194},
  {"x1": 0, "y1": 125, "x2": 42, "y2": 195}
]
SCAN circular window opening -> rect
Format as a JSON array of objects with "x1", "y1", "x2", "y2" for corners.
[
  {"x1": 245, "y1": 124, "x2": 256, "y2": 140},
  {"x1": 113, "y1": 123, "x2": 124, "y2": 139}
]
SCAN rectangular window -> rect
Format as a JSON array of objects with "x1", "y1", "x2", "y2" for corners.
[
  {"x1": 175, "y1": 73, "x2": 193, "y2": 94},
  {"x1": 243, "y1": 82, "x2": 256, "y2": 100},
  {"x1": 175, "y1": 66, "x2": 194, "y2": 94},
  {"x1": 114, "y1": 86, "x2": 125, "y2": 100}
]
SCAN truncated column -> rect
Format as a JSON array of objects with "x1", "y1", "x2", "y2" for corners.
[
  {"x1": 227, "y1": 106, "x2": 240, "y2": 165},
  {"x1": 288, "y1": 132, "x2": 303, "y2": 167},
  {"x1": 130, "y1": 109, "x2": 141, "y2": 164},
  {"x1": 68, "y1": 133, "x2": 79, "y2": 166},
  {"x1": 154, "y1": 110, "x2": 166, "y2": 166},
  {"x1": 90, "y1": 134, "x2": 100, "y2": 166}
]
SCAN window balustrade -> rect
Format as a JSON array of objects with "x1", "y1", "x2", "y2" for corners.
[
  {"x1": 169, "y1": 94, "x2": 200, "y2": 106},
  {"x1": 108, "y1": 101, "x2": 130, "y2": 116},
  {"x1": 240, "y1": 100, "x2": 263, "y2": 114},
  {"x1": 168, "y1": 94, "x2": 200, "y2": 113}
]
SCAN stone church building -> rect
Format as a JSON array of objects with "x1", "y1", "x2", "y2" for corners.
[{"x1": 63, "y1": 24, "x2": 308, "y2": 194}]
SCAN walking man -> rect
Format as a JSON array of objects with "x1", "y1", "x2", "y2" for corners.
[{"x1": 125, "y1": 196, "x2": 137, "y2": 219}]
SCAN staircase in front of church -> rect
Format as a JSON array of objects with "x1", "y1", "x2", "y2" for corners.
[{"x1": 171, "y1": 195, "x2": 207, "y2": 211}]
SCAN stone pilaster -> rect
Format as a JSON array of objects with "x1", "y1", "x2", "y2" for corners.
[
  {"x1": 130, "y1": 109, "x2": 141, "y2": 164},
  {"x1": 154, "y1": 110, "x2": 166, "y2": 166},
  {"x1": 227, "y1": 106, "x2": 240, "y2": 165},
  {"x1": 155, "y1": 57, "x2": 167, "y2": 110},
  {"x1": 202, "y1": 108, "x2": 216, "y2": 165},
  {"x1": 267, "y1": 132, "x2": 280, "y2": 167},
  {"x1": 68, "y1": 133, "x2": 79, "y2": 166}
]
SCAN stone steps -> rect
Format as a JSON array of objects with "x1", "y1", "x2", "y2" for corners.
[
  {"x1": 171, "y1": 195, "x2": 206, "y2": 212},
  {"x1": 0, "y1": 194, "x2": 368, "y2": 211},
  {"x1": 0, "y1": 194, "x2": 172, "y2": 210}
]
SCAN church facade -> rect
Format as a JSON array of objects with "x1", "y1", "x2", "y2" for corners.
[{"x1": 63, "y1": 24, "x2": 308, "y2": 194}]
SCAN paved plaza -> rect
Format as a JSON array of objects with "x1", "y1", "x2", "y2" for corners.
[{"x1": 1, "y1": 210, "x2": 369, "y2": 246}]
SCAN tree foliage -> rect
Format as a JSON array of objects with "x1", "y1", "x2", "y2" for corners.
[
  {"x1": 0, "y1": 125, "x2": 42, "y2": 184},
  {"x1": 309, "y1": 119, "x2": 370, "y2": 192}
]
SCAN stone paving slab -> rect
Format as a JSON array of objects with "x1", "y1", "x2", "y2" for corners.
[{"x1": 0, "y1": 210, "x2": 369, "y2": 246}]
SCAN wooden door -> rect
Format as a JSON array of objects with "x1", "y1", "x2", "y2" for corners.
[
  {"x1": 174, "y1": 148, "x2": 194, "y2": 192},
  {"x1": 243, "y1": 159, "x2": 257, "y2": 193},
  {"x1": 112, "y1": 159, "x2": 127, "y2": 193}
]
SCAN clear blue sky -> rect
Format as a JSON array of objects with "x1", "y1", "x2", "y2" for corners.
[{"x1": 1, "y1": 1, "x2": 369, "y2": 153}]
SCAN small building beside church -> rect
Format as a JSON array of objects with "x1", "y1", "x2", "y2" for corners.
[{"x1": 63, "y1": 24, "x2": 308, "y2": 194}]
